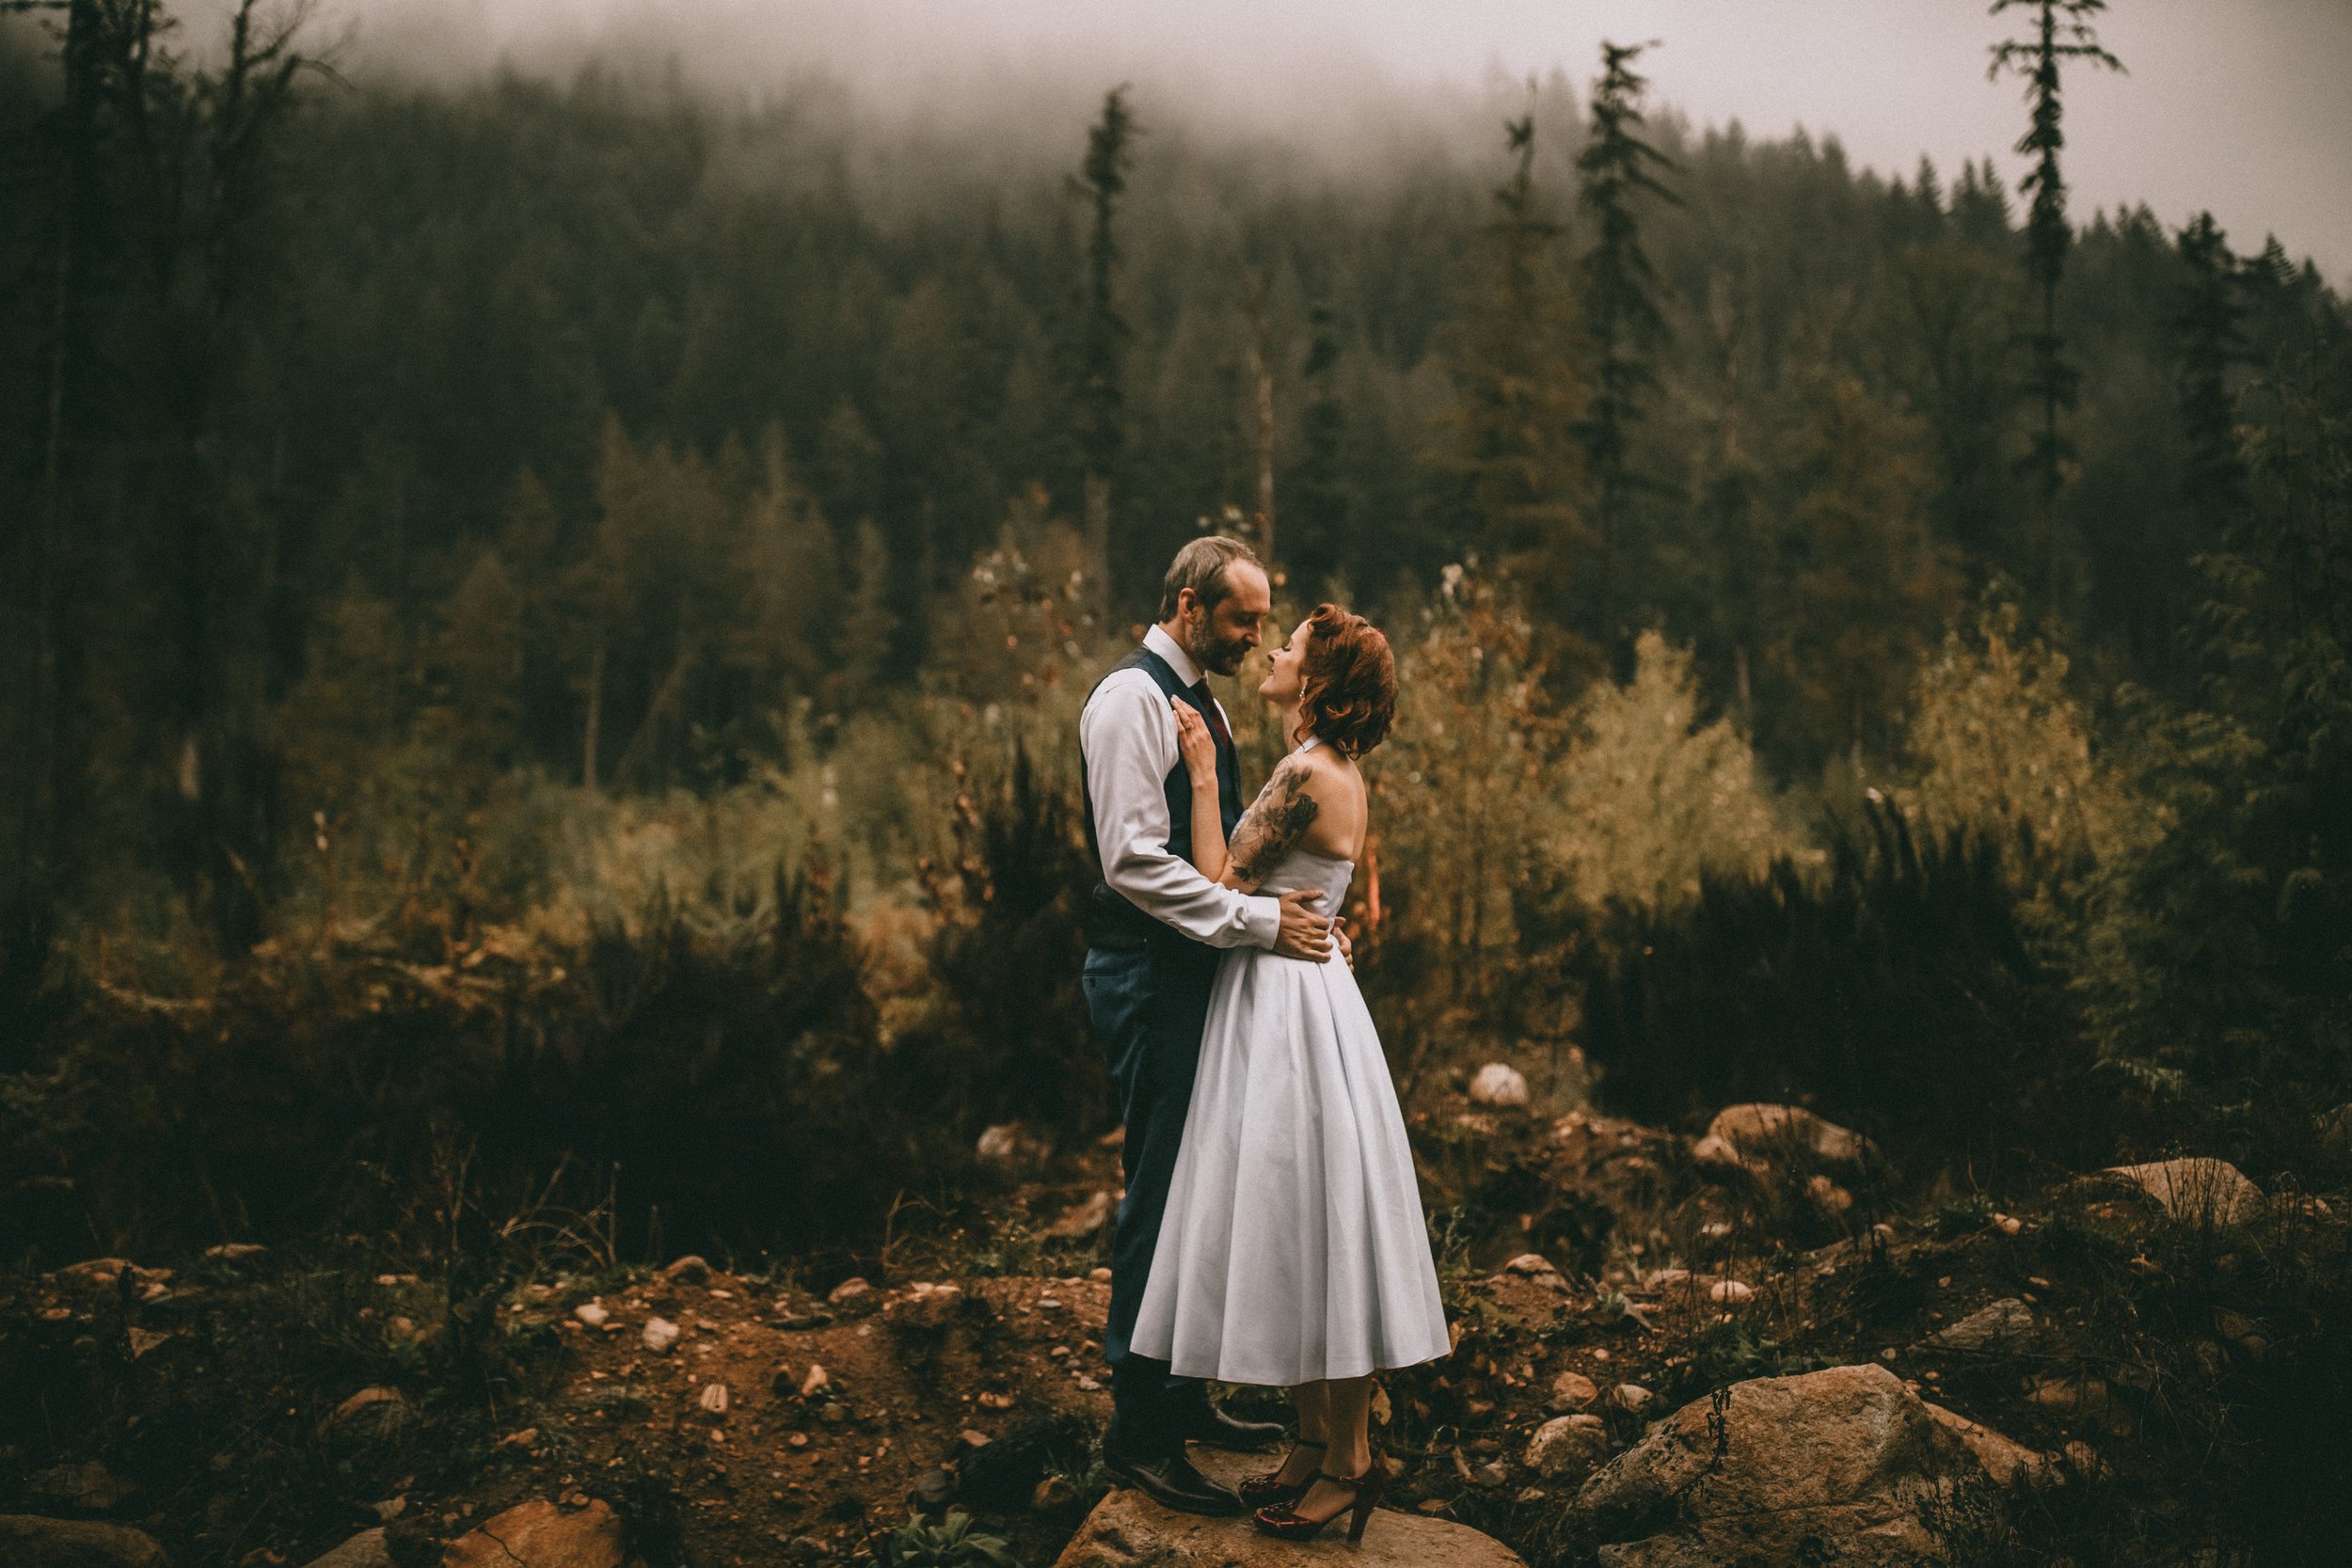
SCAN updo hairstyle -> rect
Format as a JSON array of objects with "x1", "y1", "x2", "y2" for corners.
[{"x1": 1296, "y1": 604, "x2": 1396, "y2": 758}]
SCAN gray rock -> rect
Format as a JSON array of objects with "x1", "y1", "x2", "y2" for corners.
[
  {"x1": 0, "y1": 1515, "x2": 171, "y2": 1568},
  {"x1": 1568, "y1": 1364, "x2": 2010, "y2": 1567}
]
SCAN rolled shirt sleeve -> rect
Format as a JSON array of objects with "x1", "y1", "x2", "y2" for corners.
[{"x1": 1080, "y1": 670, "x2": 1282, "y2": 950}]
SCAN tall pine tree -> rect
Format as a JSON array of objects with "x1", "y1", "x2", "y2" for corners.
[
  {"x1": 1444, "y1": 111, "x2": 1594, "y2": 673},
  {"x1": 1073, "y1": 87, "x2": 1135, "y2": 627},
  {"x1": 2173, "y1": 212, "x2": 2248, "y2": 532},
  {"x1": 1988, "y1": 0, "x2": 2123, "y2": 503},
  {"x1": 1574, "y1": 40, "x2": 1679, "y2": 665}
]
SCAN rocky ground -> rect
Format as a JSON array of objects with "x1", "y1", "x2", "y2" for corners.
[{"x1": 4, "y1": 1076, "x2": 2346, "y2": 1567}]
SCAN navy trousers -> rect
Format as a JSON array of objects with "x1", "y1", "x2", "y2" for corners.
[{"x1": 1083, "y1": 936, "x2": 1222, "y2": 1453}]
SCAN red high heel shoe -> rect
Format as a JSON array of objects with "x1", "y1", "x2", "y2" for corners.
[
  {"x1": 1251, "y1": 1451, "x2": 1387, "y2": 1544},
  {"x1": 1237, "y1": 1435, "x2": 1326, "y2": 1509}
]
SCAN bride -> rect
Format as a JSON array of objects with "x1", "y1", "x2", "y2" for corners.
[{"x1": 1128, "y1": 602, "x2": 1452, "y2": 1544}]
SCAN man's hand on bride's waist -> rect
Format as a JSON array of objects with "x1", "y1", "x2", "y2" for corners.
[{"x1": 1270, "y1": 888, "x2": 1333, "y2": 961}]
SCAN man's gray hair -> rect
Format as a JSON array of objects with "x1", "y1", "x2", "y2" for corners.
[{"x1": 1158, "y1": 535, "x2": 1263, "y2": 621}]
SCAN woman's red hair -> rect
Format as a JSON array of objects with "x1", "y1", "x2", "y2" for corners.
[{"x1": 1297, "y1": 604, "x2": 1396, "y2": 758}]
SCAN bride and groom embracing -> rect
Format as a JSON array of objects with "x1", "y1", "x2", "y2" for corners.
[{"x1": 1078, "y1": 535, "x2": 1450, "y2": 1544}]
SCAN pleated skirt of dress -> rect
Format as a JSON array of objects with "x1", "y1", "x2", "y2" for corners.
[{"x1": 1129, "y1": 943, "x2": 1452, "y2": 1386}]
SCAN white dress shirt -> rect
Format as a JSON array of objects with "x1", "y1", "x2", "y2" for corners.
[{"x1": 1079, "y1": 623, "x2": 1281, "y2": 950}]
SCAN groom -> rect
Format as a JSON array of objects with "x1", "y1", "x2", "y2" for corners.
[{"x1": 1079, "y1": 536, "x2": 1337, "y2": 1513}]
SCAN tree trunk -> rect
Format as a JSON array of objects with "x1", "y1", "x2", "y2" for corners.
[
  {"x1": 581, "y1": 631, "x2": 605, "y2": 792},
  {"x1": 1244, "y1": 277, "x2": 1277, "y2": 563},
  {"x1": 1084, "y1": 470, "x2": 1112, "y2": 633}
]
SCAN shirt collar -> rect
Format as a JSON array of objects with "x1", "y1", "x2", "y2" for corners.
[{"x1": 1144, "y1": 623, "x2": 1207, "y2": 689}]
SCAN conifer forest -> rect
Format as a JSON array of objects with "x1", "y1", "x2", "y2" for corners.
[{"x1": 1, "y1": 3, "x2": 2348, "y2": 1565}]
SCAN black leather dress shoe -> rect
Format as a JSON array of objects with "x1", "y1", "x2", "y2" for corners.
[
  {"x1": 1102, "y1": 1442, "x2": 1245, "y2": 1515},
  {"x1": 1164, "y1": 1397, "x2": 1287, "y2": 1452}
]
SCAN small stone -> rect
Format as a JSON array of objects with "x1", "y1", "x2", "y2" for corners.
[
  {"x1": 1524, "y1": 1413, "x2": 1610, "y2": 1480},
  {"x1": 1046, "y1": 1190, "x2": 1115, "y2": 1240},
  {"x1": 976, "y1": 1121, "x2": 1051, "y2": 1175},
  {"x1": 642, "y1": 1317, "x2": 680, "y2": 1353},
  {"x1": 2096, "y1": 1158, "x2": 2265, "y2": 1227},
  {"x1": 1549, "y1": 1370, "x2": 1599, "y2": 1411},
  {"x1": 2060, "y1": 1440, "x2": 2108, "y2": 1479},
  {"x1": 29, "y1": 1459, "x2": 140, "y2": 1511},
  {"x1": 800, "y1": 1364, "x2": 830, "y2": 1399},
  {"x1": 1030, "y1": 1475, "x2": 1076, "y2": 1511},
  {"x1": 787, "y1": 1433, "x2": 809, "y2": 1449},
  {"x1": 977, "y1": 1391, "x2": 1014, "y2": 1410},
  {"x1": 574, "y1": 1302, "x2": 610, "y2": 1327},
  {"x1": 318, "y1": 1387, "x2": 415, "y2": 1449},
  {"x1": 297, "y1": 1525, "x2": 390, "y2": 1568},
  {"x1": 908, "y1": 1468, "x2": 957, "y2": 1513},
  {"x1": 1916, "y1": 1298, "x2": 2038, "y2": 1355},
  {"x1": 1089, "y1": 1266, "x2": 1112, "y2": 1281},
  {"x1": 1416, "y1": 1498, "x2": 1450, "y2": 1514},
  {"x1": 888, "y1": 1282, "x2": 964, "y2": 1330},
  {"x1": 827, "y1": 1277, "x2": 877, "y2": 1315},
  {"x1": 1469, "y1": 1063, "x2": 1531, "y2": 1107},
  {"x1": 1502, "y1": 1253, "x2": 1558, "y2": 1277},
  {"x1": 1075, "y1": 1377, "x2": 1103, "y2": 1392},
  {"x1": 960, "y1": 1430, "x2": 993, "y2": 1449},
  {"x1": 660, "y1": 1255, "x2": 712, "y2": 1285},
  {"x1": 700, "y1": 1383, "x2": 730, "y2": 1417},
  {"x1": 1609, "y1": 1383, "x2": 1655, "y2": 1414},
  {"x1": 495, "y1": 1428, "x2": 539, "y2": 1449},
  {"x1": 1515, "y1": 1487, "x2": 1548, "y2": 1504},
  {"x1": 1708, "y1": 1279, "x2": 1756, "y2": 1306}
]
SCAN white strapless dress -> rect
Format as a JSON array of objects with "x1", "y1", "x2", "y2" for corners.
[{"x1": 1128, "y1": 829, "x2": 1452, "y2": 1386}]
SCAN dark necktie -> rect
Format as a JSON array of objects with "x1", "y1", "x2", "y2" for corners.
[{"x1": 1191, "y1": 679, "x2": 1232, "y2": 751}]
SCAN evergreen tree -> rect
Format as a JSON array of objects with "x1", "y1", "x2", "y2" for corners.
[
  {"x1": 2173, "y1": 213, "x2": 2249, "y2": 536},
  {"x1": 1287, "y1": 301, "x2": 1351, "y2": 595},
  {"x1": 1988, "y1": 0, "x2": 2123, "y2": 503},
  {"x1": 1574, "y1": 40, "x2": 1679, "y2": 663},
  {"x1": 1072, "y1": 86, "x2": 1135, "y2": 626},
  {"x1": 1444, "y1": 111, "x2": 1594, "y2": 673}
]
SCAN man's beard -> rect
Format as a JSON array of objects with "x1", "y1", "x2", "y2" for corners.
[{"x1": 1186, "y1": 625, "x2": 1250, "y2": 677}]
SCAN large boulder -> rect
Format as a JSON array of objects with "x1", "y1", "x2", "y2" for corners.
[
  {"x1": 1052, "y1": 1450, "x2": 1526, "y2": 1567},
  {"x1": 1566, "y1": 1364, "x2": 2016, "y2": 1567},
  {"x1": 0, "y1": 1515, "x2": 171, "y2": 1568}
]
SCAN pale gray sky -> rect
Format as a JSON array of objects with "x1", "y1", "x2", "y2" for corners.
[{"x1": 305, "y1": 0, "x2": 2352, "y2": 287}]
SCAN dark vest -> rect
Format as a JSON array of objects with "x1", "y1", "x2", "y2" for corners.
[{"x1": 1081, "y1": 644, "x2": 1244, "y2": 953}]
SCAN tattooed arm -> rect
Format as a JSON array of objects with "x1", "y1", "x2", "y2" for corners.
[{"x1": 1217, "y1": 752, "x2": 1323, "y2": 894}]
